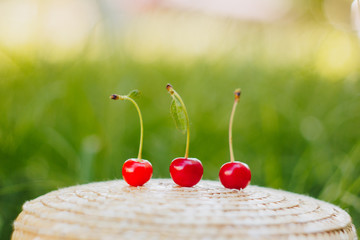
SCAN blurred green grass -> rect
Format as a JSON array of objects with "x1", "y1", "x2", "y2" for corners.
[{"x1": 1, "y1": 16, "x2": 360, "y2": 239}]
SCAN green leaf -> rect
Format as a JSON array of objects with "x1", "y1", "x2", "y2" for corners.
[
  {"x1": 127, "y1": 89, "x2": 141, "y2": 99},
  {"x1": 170, "y1": 97, "x2": 187, "y2": 134}
]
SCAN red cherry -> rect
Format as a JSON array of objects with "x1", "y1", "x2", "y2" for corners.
[
  {"x1": 122, "y1": 159, "x2": 153, "y2": 187},
  {"x1": 170, "y1": 158, "x2": 203, "y2": 187},
  {"x1": 219, "y1": 161, "x2": 251, "y2": 190}
]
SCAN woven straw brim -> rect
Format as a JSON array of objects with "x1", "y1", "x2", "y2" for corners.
[{"x1": 12, "y1": 179, "x2": 357, "y2": 239}]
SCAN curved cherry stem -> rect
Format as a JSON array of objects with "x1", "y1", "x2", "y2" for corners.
[
  {"x1": 110, "y1": 94, "x2": 144, "y2": 161},
  {"x1": 167, "y1": 84, "x2": 190, "y2": 159},
  {"x1": 229, "y1": 89, "x2": 241, "y2": 163}
]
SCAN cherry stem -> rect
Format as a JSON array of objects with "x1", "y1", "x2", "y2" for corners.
[
  {"x1": 110, "y1": 94, "x2": 144, "y2": 161},
  {"x1": 167, "y1": 84, "x2": 190, "y2": 159},
  {"x1": 229, "y1": 89, "x2": 241, "y2": 163}
]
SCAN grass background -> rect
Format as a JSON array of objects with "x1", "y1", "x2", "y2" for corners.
[{"x1": 1, "y1": 1, "x2": 360, "y2": 238}]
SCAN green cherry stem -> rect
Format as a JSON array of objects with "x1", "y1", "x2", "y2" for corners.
[
  {"x1": 110, "y1": 94, "x2": 144, "y2": 161},
  {"x1": 229, "y1": 89, "x2": 241, "y2": 163},
  {"x1": 167, "y1": 84, "x2": 190, "y2": 159}
]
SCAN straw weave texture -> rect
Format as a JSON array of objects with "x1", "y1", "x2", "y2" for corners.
[{"x1": 12, "y1": 179, "x2": 357, "y2": 239}]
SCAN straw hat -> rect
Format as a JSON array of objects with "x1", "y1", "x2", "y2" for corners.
[{"x1": 12, "y1": 179, "x2": 357, "y2": 239}]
